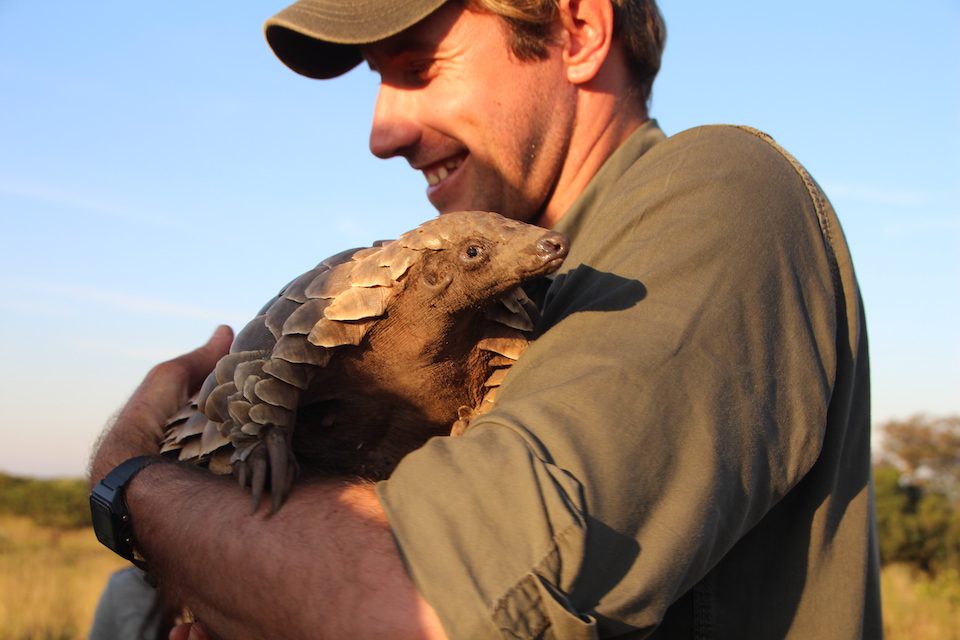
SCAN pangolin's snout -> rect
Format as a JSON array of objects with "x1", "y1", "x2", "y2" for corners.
[{"x1": 537, "y1": 232, "x2": 570, "y2": 264}]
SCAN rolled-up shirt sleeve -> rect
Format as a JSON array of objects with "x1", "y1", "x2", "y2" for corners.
[{"x1": 377, "y1": 124, "x2": 851, "y2": 638}]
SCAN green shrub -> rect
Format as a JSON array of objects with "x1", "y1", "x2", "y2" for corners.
[
  {"x1": 0, "y1": 472, "x2": 92, "y2": 529},
  {"x1": 874, "y1": 463, "x2": 960, "y2": 576}
]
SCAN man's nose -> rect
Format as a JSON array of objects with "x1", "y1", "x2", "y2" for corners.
[{"x1": 369, "y1": 84, "x2": 421, "y2": 159}]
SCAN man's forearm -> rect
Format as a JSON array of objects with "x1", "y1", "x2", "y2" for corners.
[{"x1": 127, "y1": 463, "x2": 444, "y2": 639}]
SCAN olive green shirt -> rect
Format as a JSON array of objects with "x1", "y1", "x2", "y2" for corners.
[{"x1": 377, "y1": 121, "x2": 882, "y2": 638}]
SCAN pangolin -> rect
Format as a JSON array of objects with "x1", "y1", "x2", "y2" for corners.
[{"x1": 161, "y1": 211, "x2": 568, "y2": 512}]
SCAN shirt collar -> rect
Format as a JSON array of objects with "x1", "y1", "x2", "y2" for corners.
[{"x1": 553, "y1": 119, "x2": 666, "y2": 239}]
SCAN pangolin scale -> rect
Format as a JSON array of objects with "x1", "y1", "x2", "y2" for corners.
[{"x1": 161, "y1": 211, "x2": 568, "y2": 512}]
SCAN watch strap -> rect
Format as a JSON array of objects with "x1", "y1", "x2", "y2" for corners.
[{"x1": 100, "y1": 455, "x2": 163, "y2": 492}]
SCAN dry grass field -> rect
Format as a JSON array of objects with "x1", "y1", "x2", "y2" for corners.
[
  {"x1": 0, "y1": 514, "x2": 957, "y2": 639},
  {"x1": 881, "y1": 563, "x2": 960, "y2": 640},
  {"x1": 0, "y1": 515, "x2": 126, "y2": 640}
]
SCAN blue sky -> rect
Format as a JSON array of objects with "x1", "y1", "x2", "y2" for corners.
[{"x1": 1, "y1": 1, "x2": 957, "y2": 477}]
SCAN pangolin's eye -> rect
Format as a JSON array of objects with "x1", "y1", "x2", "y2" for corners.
[{"x1": 459, "y1": 241, "x2": 488, "y2": 268}]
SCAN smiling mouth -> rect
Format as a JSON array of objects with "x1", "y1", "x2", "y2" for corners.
[{"x1": 422, "y1": 155, "x2": 465, "y2": 187}]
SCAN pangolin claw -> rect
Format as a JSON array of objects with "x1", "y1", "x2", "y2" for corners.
[
  {"x1": 249, "y1": 447, "x2": 268, "y2": 514},
  {"x1": 233, "y1": 428, "x2": 296, "y2": 514},
  {"x1": 236, "y1": 459, "x2": 248, "y2": 489},
  {"x1": 267, "y1": 428, "x2": 290, "y2": 514}
]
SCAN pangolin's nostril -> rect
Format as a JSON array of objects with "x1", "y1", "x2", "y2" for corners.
[{"x1": 537, "y1": 233, "x2": 570, "y2": 259}]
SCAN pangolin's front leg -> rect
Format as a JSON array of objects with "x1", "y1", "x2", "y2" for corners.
[{"x1": 225, "y1": 355, "x2": 317, "y2": 513}]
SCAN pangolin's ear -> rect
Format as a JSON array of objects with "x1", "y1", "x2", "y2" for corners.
[{"x1": 421, "y1": 254, "x2": 454, "y2": 293}]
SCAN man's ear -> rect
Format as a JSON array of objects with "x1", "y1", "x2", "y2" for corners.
[{"x1": 558, "y1": 0, "x2": 614, "y2": 85}]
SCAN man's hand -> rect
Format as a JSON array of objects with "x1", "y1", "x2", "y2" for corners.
[{"x1": 89, "y1": 325, "x2": 234, "y2": 486}]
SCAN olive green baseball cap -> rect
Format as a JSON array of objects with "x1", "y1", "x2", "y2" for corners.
[{"x1": 264, "y1": 0, "x2": 449, "y2": 79}]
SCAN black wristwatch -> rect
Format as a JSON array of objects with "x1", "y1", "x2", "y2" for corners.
[{"x1": 89, "y1": 455, "x2": 164, "y2": 569}]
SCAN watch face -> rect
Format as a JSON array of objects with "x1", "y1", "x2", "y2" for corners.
[{"x1": 90, "y1": 495, "x2": 119, "y2": 549}]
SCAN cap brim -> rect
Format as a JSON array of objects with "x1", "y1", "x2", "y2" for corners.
[{"x1": 264, "y1": 0, "x2": 449, "y2": 79}]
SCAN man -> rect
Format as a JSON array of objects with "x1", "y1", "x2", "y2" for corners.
[{"x1": 89, "y1": 0, "x2": 882, "y2": 637}]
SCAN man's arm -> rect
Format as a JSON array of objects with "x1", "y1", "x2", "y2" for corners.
[{"x1": 89, "y1": 326, "x2": 446, "y2": 640}]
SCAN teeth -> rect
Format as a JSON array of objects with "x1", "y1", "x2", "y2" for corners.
[{"x1": 424, "y1": 157, "x2": 462, "y2": 187}]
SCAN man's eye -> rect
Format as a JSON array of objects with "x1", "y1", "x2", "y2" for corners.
[{"x1": 405, "y1": 61, "x2": 437, "y2": 86}]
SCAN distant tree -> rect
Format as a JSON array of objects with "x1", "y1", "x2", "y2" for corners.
[
  {"x1": 877, "y1": 414, "x2": 960, "y2": 504},
  {"x1": 873, "y1": 414, "x2": 960, "y2": 575},
  {"x1": 874, "y1": 463, "x2": 960, "y2": 574}
]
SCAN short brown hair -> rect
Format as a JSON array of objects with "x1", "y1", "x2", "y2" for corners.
[{"x1": 466, "y1": 0, "x2": 666, "y2": 104}]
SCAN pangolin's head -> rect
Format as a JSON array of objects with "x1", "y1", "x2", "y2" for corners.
[{"x1": 399, "y1": 211, "x2": 569, "y2": 312}]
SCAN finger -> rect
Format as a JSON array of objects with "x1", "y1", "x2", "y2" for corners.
[
  {"x1": 168, "y1": 622, "x2": 213, "y2": 640},
  {"x1": 178, "y1": 324, "x2": 235, "y2": 392},
  {"x1": 121, "y1": 326, "x2": 234, "y2": 429},
  {"x1": 169, "y1": 623, "x2": 191, "y2": 640}
]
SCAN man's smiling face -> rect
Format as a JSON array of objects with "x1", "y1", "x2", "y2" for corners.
[{"x1": 362, "y1": 2, "x2": 576, "y2": 224}]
